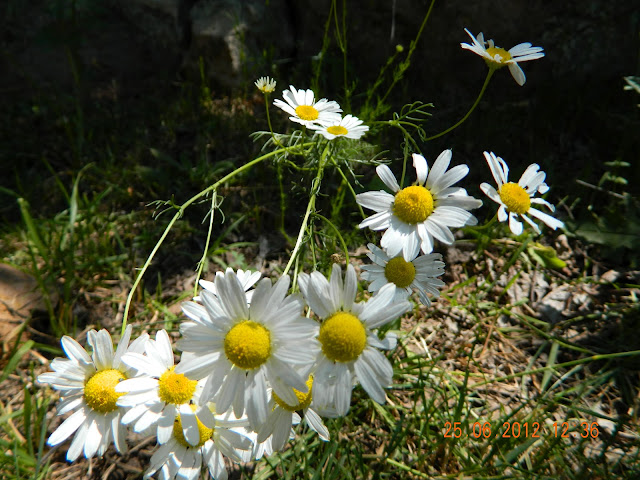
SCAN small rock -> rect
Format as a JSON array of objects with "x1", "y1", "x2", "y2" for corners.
[
  {"x1": 600, "y1": 269, "x2": 620, "y2": 283},
  {"x1": 0, "y1": 264, "x2": 48, "y2": 362},
  {"x1": 536, "y1": 284, "x2": 571, "y2": 323}
]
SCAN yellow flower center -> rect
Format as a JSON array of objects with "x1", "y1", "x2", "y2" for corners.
[
  {"x1": 499, "y1": 182, "x2": 531, "y2": 214},
  {"x1": 158, "y1": 366, "x2": 197, "y2": 405},
  {"x1": 272, "y1": 376, "x2": 314, "y2": 412},
  {"x1": 485, "y1": 47, "x2": 512, "y2": 66},
  {"x1": 384, "y1": 257, "x2": 416, "y2": 288},
  {"x1": 224, "y1": 321, "x2": 272, "y2": 370},
  {"x1": 393, "y1": 185, "x2": 434, "y2": 224},
  {"x1": 319, "y1": 312, "x2": 366, "y2": 363},
  {"x1": 295, "y1": 105, "x2": 319, "y2": 121},
  {"x1": 84, "y1": 369, "x2": 126, "y2": 413},
  {"x1": 173, "y1": 405, "x2": 213, "y2": 449},
  {"x1": 327, "y1": 125, "x2": 348, "y2": 136}
]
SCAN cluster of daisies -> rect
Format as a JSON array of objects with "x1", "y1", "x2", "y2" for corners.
[
  {"x1": 38, "y1": 29, "x2": 563, "y2": 480},
  {"x1": 37, "y1": 265, "x2": 415, "y2": 479}
]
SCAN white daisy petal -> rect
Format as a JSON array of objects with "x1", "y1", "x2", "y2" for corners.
[
  {"x1": 215, "y1": 271, "x2": 249, "y2": 320},
  {"x1": 412, "y1": 154, "x2": 429, "y2": 185},
  {"x1": 179, "y1": 403, "x2": 200, "y2": 447},
  {"x1": 527, "y1": 207, "x2": 564, "y2": 230},
  {"x1": 355, "y1": 191, "x2": 395, "y2": 213},
  {"x1": 531, "y1": 197, "x2": 555, "y2": 211},
  {"x1": 508, "y1": 62, "x2": 526, "y2": 86},
  {"x1": 60, "y1": 336, "x2": 92, "y2": 366},
  {"x1": 113, "y1": 325, "x2": 133, "y2": 369},
  {"x1": 354, "y1": 357, "x2": 386, "y2": 404},
  {"x1": 425, "y1": 149, "x2": 452, "y2": 189},
  {"x1": 498, "y1": 204, "x2": 508, "y2": 222},
  {"x1": 509, "y1": 212, "x2": 524, "y2": 235},
  {"x1": 358, "y1": 210, "x2": 392, "y2": 230},
  {"x1": 67, "y1": 421, "x2": 89, "y2": 461},
  {"x1": 298, "y1": 272, "x2": 331, "y2": 319},
  {"x1": 304, "y1": 408, "x2": 329, "y2": 441},
  {"x1": 89, "y1": 329, "x2": 114, "y2": 371},
  {"x1": 342, "y1": 264, "x2": 358, "y2": 312},
  {"x1": 334, "y1": 365, "x2": 353, "y2": 416},
  {"x1": 47, "y1": 408, "x2": 87, "y2": 446}
]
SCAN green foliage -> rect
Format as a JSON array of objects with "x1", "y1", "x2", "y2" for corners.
[
  {"x1": 0, "y1": 370, "x2": 51, "y2": 480},
  {"x1": 1, "y1": 3, "x2": 639, "y2": 480},
  {"x1": 568, "y1": 160, "x2": 640, "y2": 267}
]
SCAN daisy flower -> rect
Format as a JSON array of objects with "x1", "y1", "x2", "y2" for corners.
[
  {"x1": 116, "y1": 329, "x2": 203, "y2": 446},
  {"x1": 309, "y1": 114, "x2": 369, "y2": 140},
  {"x1": 273, "y1": 85, "x2": 342, "y2": 127},
  {"x1": 257, "y1": 377, "x2": 329, "y2": 452},
  {"x1": 144, "y1": 402, "x2": 253, "y2": 480},
  {"x1": 461, "y1": 28, "x2": 545, "y2": 86},
  {"x1": 356, "y1": 150, "x2": 482, "y2": 261},
  {"x1": 254, "y1": 76, "x2": 276, "y2": 94},
  {"x1": 480, "y1": 151, "x2": 564, "y2": 235},
  {"x1": 176, "y1": 271, "x2": 319, "y2": 430},
  {"x1": 298, "y1": 264, "x2": 411, "y2": 416},
  {"x1": 361, "y1": 243, "x2": 445, "y2": 306},
  {"x1": 37, "y1": 326, "x2": 148, "y2": 462},
  {"x1": 195, "y1": 268, "x2": 261, "y2": 303}
]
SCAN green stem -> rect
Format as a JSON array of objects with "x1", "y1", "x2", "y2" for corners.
[
  {"x1": 277, "y1": 161, "x2": 291, "y2": 241},
  {"x1": 378, "y1": 0, "x2": 436, "y2": 108},
  {"x1": 263, "y1": 93, "x2": 283, "y2": 148},
  {"x1": 332, "y1": 160, "x2": 366, "y2": 219},
  {"x1": 121, "y1": 143, "x2": 313, "y2": 335},
  {"x1": 282, "y1": 145, "x2": 331, "y2": 276},
  {"x1": 193, "y1": 191, "x2": 217, "y2": 298},
  {"x1": 315, "y1": 213, "x2": 350, "y2": 263},
  {"x1": 399, "y1": 134, "x2": 411, "y2": 188},
  {"x1": 425, "y1": 68, "x2": 495, "y2": 141}
]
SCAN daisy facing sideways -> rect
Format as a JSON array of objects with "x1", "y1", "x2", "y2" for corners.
[
  {"x1": 461, "y1": 28, "x2": 545, "y2": 86},
  {"x1": 360, "y1": 243, "x2": 445, "y2": 307},
  {"x1": 176, "y1": 271, "x2": 319, "y2": 430},
  {"x1": 480, "y1": 151, "x2": 564, "y2": 235},
  {"x1": 298, "y1": 264, "x2": 411, "y2": 416},
  {"x1": 356, "y1": 150, "x2": 482, "y2": 261},
  {"x1": 37, "y1": 326, "x2": 148, "y2": 462},
  {"x1": 254, "y1": 76, "x2": 276, "y2": 94},
  {"x1": 273, "y1": 85, "x2": 342, "y2": 127},
  {"x1": 309, "y1": 114, "x2": 369, "y2": 140}
]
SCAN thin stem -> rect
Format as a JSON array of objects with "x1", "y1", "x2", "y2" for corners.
[
  {"x1": 315, "y1": 213, "x2": 350, "y2": 264},
  {"x1": 193, "y1": 191, "x2": 217, "y2": 298},
  {"x1": 282, "y1": 145, "x2": 331, "y2": 276},
  {"x1": 263, "y1": 93, "x2": 282, "y2": 148},
  {"x1": 425, "y1": 68, "x2": 495, "y2": 141},
  {"x1": 378, "y1": 0, "x2": 436, "y2": 108},
  {"x1": 399, "y1": 133, "x2": 411, "y2": 188},
  {"x1": 277, "y1": 161, "x2": 291, "y2": 241},
  {"x1": 312, "y1": 0, "x2": 335, "y2": 92},
  {"x1": 332, "y1": 159, "x2": 366, "y2": 219},
  {"x1": 121, "y1": 143, "x2": 313, "y2": 335}
]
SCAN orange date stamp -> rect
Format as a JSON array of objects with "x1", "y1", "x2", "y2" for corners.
[{"x1": 443, "y1": 421, "x2": 600, "y2": 439}]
